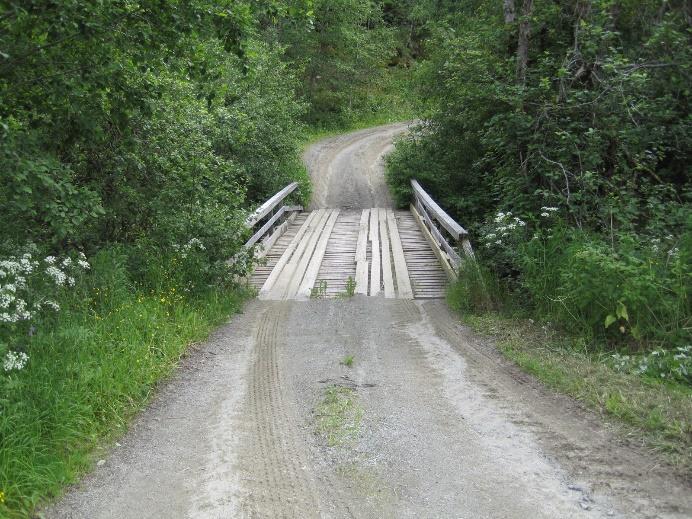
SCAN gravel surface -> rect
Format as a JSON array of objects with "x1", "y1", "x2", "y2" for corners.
[
  {"x1": 303, "y1": 122, "x2": 410, "y2": 209},
  {"x1": 44, "y1": 125, "x2": 691, "y2": 518}
]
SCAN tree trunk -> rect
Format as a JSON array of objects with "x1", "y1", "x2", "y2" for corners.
[
  {"x1": 516, "y1": 0, "x2": 533, "y2": 85},
  {"x1": 503, "y1": 0, "x2": 516, "y2": 24}
]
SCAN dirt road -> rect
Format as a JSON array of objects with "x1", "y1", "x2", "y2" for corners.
[
  {"x1": 303, "y1": 122, "x2": 409, "y2": 209},
  {"x1": 46, "y1": 124, "x2": 691, "y2": 518}
]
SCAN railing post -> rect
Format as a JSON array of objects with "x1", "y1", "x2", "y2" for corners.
[{"x1": 459, "y1": 233, "x2": 475, "y2": 260}]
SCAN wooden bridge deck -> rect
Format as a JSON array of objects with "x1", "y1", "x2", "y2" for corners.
[{"x1": 249, "y1": 209, "x2": 448, "y2": 300}]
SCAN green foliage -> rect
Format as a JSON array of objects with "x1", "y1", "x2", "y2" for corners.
[
  {"x1": 315, "y1": 385, "x2": 363, "y2": 446},
  {"x1": 0, "y1": 247, "x2": 246, "y2": 516},
  {"x1": 311, "y1": 280, "x2": 329, "y2": 298},
  {"x1": 447, "y1": 260, "x2": 498, "y2": 314},
  {"x1": 611, "y1": 347, "x2": 691, "y2": 385},
  {"x1": 389, "y1": 0, "x2": 691, "y2": 361},
  {"x1": 272, "y1": 0, "x2": 424, "y2": 127},
  {"x1": 525, "y1": 228, "x2": 689, "y2": 345},
  {"x1": 0, "y1": 1, "x2": 307, "y2": 252},
  {"x1": 345, "y1": 276, "x2": 357, "y2": 297}
]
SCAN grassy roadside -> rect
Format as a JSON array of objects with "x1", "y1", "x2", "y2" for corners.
[
  {"x1": 450, "y1": 307, "x2": 692, "y2": 474},
  {"x1": 0, "y1": 266, "x2": 247, "y2": 517}
]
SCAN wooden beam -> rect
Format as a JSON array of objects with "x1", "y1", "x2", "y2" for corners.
[
  {"x1": 355, "y1": 260, "x2": 369, "y2": 295},
  {"x1": 259, "y1": 210, "x2": 318, "y2": 298},
  {"x1": 411, "y1": 180, "x2": 467, "y2": 239},
  {"x1": 284, "y1": 209, "x2": 331, "y2": 299},
  {"x1": 379, "y1": 209, "x2": 395, "y2": 298},
  {"x1": 246, "y1": 182, "x2": 299, "y2": 228},
  {"x1": 355, "y1": 209, "x2": 369, "y2": 262},
  {"x1": 410, "y1": 204, "x2": 458, "y2": 281},
  {"x1": 245, "y1": 206, "x2": 287, "y2": 248},
  {"x1": 296, "y1": 210, "x2": 340, "y2": 299},
  {"x1": 369, "y1": 208, "x2": 381, "y2": 296},
  {"x1": 386, "y1": 209, "x2": 413, "y2": 299},
  {"x1": 415, "y1": 200, "x2": 461, "y2": 269}
]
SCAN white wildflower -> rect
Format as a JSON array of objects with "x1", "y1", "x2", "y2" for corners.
[
  {"x1": 77, "y1": 259, "x2": 90, "y2": 270},
  {"x1": 44, "y1": 256, "x2": 56, "y2": 264},
  {"x1": 15, "y1": 276, "x2": 27, "y2": 289},
  {"x1": 540, "y1": 212, "x2": 550, "y2": 217},
  {"x1": 45, "y1": 266, "x2": 67, "y2": 286},
  {"x1": 495, "y1": 239, "x2": 502, "y2": 245},
  {"x1": 185, "y1": 238, "x2": 206, "y2": 251},
  {"x1": 67, "y1": 276, "x2": 75, "y2": 287},
  {"x1": 61, "y1": 257, "x2": 72, "y2": 268},
  {"x1": 44, "y1": 300, "x2": 60, "y2": 311},
  {"x1": 3, "y1": 350, "x2": 29, "y2": 372}
]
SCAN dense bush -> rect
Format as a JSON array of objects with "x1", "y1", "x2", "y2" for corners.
[
  {"x1": 0, "y1": 1, "x2": 310, "y2": 255},
  {"x1": 388, "y1": 0, "x2": 691, "y2": 361}
]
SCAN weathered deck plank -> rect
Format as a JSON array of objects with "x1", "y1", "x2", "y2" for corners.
[
  {"x1": 379, "y1": 208, "x2": 395, "y2": 298},
  {"x1": 369, "y1": 209, "x2": 381, "y2": 296},
  {"x1": 386, "y1": 208, "x2": 413, "y2": 299},
  {"x1": 297, "y1": 209, "x2": 340, "y2": 299},
  {"x1": 254, "y1": 208, "x2": 449, "y2": 300}
]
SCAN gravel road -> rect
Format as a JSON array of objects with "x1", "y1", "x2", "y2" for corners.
[{"x1": 45, "y1": 124, "x2": 691, "y2": 519}]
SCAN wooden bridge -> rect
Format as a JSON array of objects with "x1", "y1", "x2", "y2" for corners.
[{"x1": 244, "y1": 181, "x2": 474, "y2": 300}]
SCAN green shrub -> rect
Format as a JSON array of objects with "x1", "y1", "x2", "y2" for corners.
[
  {"x1": 466, "y1": 206, "x2": 690, "y2": 354},
  {"x1": 447, "y1": 260, "x2": 499, "y2": 314}
]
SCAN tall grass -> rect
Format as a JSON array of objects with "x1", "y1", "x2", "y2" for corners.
[{"x1": 0, "y1": 248, "x2": 246, "y2": 516}]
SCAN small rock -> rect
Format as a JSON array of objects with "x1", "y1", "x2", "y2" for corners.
[
  {"x1": 96, "y1": 459, "x2": 106, "y2": 467},
  {"x1": 579, "y1": 502, "x2": 591, "y2": 511},
  {"x1": 607, "y1": 512, "x2": 614, "y2": 517},
  {"x1": 568, "y1": 484, "x2": 584, "y2": 492}
]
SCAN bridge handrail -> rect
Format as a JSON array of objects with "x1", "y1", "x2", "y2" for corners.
[
  {"x1": 410, "y1": 179, "x2": 474, "y2": 275},
  {"x1": 245, "y1": 182, "x2": 300, "y2": 228},
  {"x1": 243, "y1": 182, "x2": 302, "y2": 252},
  {"x1": 411, "y1": 180, "x2": 468, "y2": 239}
]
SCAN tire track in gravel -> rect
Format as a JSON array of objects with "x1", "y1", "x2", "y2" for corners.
[{"x1": 238, "y1": 303, "x2": 322, "y2": 518}]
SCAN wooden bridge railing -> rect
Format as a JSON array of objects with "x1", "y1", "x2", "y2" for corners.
[
  {"x1": 243, "y1": 182, "x2": 303, "y2": 256},
  {"x1": 410, "y1": 179, "x2": 475, "y2": 279}
]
